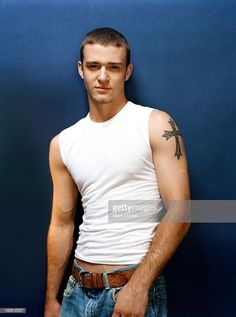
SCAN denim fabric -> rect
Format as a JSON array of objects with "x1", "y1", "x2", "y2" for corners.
[{"x1": 59, "y1": 260, "x2": 167, "y2": 317}]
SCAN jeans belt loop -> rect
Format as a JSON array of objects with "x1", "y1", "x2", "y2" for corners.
[
  {"x1": 78, "y1": 271, "x2": 91, "y2": 287},
  {"x1": 74, "y1": 259, "x2": 83, "y2": 271},
  {"x1": 78, "y1": 272, "x2": 84, "y2": 287},
  {"x1": 102, "y1": 272, "x2": 110, "y2": 289}
]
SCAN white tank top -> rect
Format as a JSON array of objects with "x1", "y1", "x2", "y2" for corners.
[{"x1": 58, "y1": 101, "x2": 163, "y2": 264}]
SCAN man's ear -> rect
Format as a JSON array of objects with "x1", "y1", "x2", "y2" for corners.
[
  {"x1": 78, "y1": 61, "x2": 84, "y2": 79},
  {"x1": 125, "y1": 64, "x2": 133, "y2": 81}
]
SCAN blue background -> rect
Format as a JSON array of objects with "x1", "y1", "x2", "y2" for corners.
[{"x1": 0, "y1": 0, "x2": 236, "y2": 316}]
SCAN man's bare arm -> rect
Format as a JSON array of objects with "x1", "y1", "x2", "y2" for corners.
[
  {"x1": 112, "y1": 110, "x2": 190, "y2": 317},
  {"x1": 128, "y1": 110, "x2": 190, "y2": 288},
  {"x1": 44, "y1": 135, "x2": 78, "y2": 317}
]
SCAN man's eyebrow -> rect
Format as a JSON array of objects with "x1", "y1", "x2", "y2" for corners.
[
  {"x1": 85, "y1": 61, "x2": 123, "y2": 65},
  {"x1": 107, "y1": 62, "x2": 123, "y2": 65},
  {"x1": 85, "y1": 61, "x2": 99, "y2": 64}
]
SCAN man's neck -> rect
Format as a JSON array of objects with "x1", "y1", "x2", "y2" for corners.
[{"x1": 88, "y1": 97, "x2": 128, "y2": 123}]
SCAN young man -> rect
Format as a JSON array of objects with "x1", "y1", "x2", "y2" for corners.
[{"x1": 44, "y1": 27, "x2": 190, "y2": 317}]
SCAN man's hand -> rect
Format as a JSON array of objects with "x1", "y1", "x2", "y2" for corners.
[
  {"x1": 44, "y1": 298, "x2": 61, "y2": 317},
  {"x1": 112, "y1": 283, "x2": 149, "y2": 317}
]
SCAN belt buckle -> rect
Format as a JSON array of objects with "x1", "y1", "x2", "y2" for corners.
[{"x1": 79, "y1": 271, "x2": 91, "y2": 287}]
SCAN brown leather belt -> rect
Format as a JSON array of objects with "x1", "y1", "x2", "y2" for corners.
[{"x1": 72, "y1": 265, "x2": 136, "y2": 289}]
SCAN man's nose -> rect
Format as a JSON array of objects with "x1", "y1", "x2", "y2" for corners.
[{"x1": 98, "y1": 67, "x2": 109, "y2": 82}]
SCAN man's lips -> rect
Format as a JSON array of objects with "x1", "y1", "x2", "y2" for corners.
[{"x1": 95, "y1": 87, "x2": 111, "y2": 89}]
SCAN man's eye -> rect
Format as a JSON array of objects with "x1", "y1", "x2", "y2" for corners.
[
  {"x1": 88, "y1": 65, "x2": 99, "y2": 70},
  {"x1": 110, "y1": 65, "x2": 119, "y2": 71}
]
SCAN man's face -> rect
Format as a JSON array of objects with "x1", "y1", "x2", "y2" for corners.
[{"x1": 78, "y1": 44, "x2": 132, "y2": 106}]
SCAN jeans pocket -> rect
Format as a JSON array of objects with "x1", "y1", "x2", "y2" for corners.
[
  {"x1": 111, "y1": 286, "x2": 123, "y2": 304},
  {"x1": 63, "y1": 275, "x2": 77, "y2": 298}
]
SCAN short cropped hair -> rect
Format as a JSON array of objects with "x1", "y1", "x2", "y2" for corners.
[{"x1": 80, "y1": 27, "x2": 130, "y2": 67}]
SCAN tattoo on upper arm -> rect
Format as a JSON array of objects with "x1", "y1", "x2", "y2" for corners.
[{"x1": 162, "y1": 118, "x2": 182, "y2": 160}]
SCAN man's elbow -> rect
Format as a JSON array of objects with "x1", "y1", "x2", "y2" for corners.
[{"x1": 181, "y1": 222, "x2": 191, "y2": 237}]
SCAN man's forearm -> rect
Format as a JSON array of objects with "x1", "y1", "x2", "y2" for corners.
[
  {"x1": 128, "y1": 217, "x2": 190, "y2": 291},
  {"x1": 46, "y1": 223, "x2": 74, "y2": 300}
]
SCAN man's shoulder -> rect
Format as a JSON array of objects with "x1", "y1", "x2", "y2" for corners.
[
  {"x1": 129, "y1": 101, "x2": 165, "y2": 122},
  {"x1": 59, "y1": 115, "x2": 88, "y2": 137},
  {"x1": 149, "y1": 108, "x2": 182, "y2": 150},
  {"x1": 149, "y1": 107, "x2": 178, "y2": 131},
  {"x1": 50, "y1": 115, "x2": 88, "y2": 153},
  {"x1": 50, "y1": 115, "x2": 88, "y2": 165},
  {"x1": 129, "y1": 101, "x2": 176, "y2": 134},
  {"x1": 129, "y1": 101, "x2": 161, "y2": 113},
  {"x1": 149, "y1": 108, "x2": 171, "y2": 122}
]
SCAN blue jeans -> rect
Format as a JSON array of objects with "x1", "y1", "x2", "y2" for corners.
[{"x1": 59, "y1": 260, "x2": 167, "y2": 317}]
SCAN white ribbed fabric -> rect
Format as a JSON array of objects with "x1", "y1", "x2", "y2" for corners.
[{"x1": 58, "y1": 101, "x2": 163, "y2": 264}]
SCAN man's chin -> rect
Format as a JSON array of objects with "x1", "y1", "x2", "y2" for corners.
[{"x1": 92, "y1": 96, "x2": 112, "y2": 105}]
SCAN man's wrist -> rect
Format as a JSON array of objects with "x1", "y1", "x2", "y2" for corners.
[
  {"x1": 45, "y1": 291, "x2": 58, "y2": 302},
  {"x1": 127, "y1": 274, "x2": 152, "y2": 293}
]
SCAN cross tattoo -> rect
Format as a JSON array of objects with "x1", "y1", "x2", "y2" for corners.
[{"x1": 162, "y1": 118, "x2": 182, "y2": 160}]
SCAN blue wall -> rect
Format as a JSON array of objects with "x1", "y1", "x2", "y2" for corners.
[{"x1": 0, "y1": 0, "x2": 235, "y2": 316}]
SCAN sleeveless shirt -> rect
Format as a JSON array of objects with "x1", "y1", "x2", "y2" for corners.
[{"x1": 58, "y1": 101, "x2": 163, "y2": 264}]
